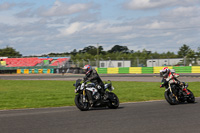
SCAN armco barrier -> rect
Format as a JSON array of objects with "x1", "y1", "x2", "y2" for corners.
[
  {"x1": 38, "y1": 69, "x2": 43, "y2": 74},
  {"x1": 17, "y1": 69, "x2": 21, "y2": 74},
  {"x1": 47, "y1": 69, "x2": 51, "y2": 74},
  {"x1": 107, "y1": 68, "x2": 119, "y2": 74},
  {"x1": 31, "y1": 69, "x2": 35, "y2": 74},
  {"x1": 173, "y1": 66, "x2": 191, "y2": 73},
  {"x1": 142, "y1": 67, "x2": 153, "y2": 74},
  {"x1": 9, "y1": 66, "x2": 200, "y2": 74},
  {"x1": 129, "y1": 67, "x2": 142, "y2": 74},
  {"x1": 192, "y1": 66, "x2": 200, "y2": 73},
  {"x1": 29, "y1": 69, "x2": 32, "y2": 74},
  {"x1": 43, "y1": 69, "x2": 47, "y2": 74},
  {"x1": 24, "y1": 69, "x2": 29, "y2": 74},
  {"x1": 34, "y1": 69, "x2": 39, "y2": 74},
  {"x1": 119, "y1": 67, "x2": 129, "y2": 74},
  {"x1": 97, "y1": 68, "x2": 107, "y2": 74}
]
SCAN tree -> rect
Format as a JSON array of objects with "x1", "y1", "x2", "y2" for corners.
[
  {"x1": 178, "y1": 44, "x2": 191, "y2": 57},
  {"x1": 108, "y1": 45, "x2": 129, "y2": 53},
  {"x1": 70, "y1": 49, "x2": 77, "y2": 56},
  {"x1": 187, "y1": 49, "x2": 195, "y2": 58},
  {"x1": 196, "y1": 47, "x2": 200, "y2": 58},
  {"x1": 0, "y1": 46, "x2": 22, "y2": 57},
  {"x1": 78, "y1": 45, "x2": 105, "y2": 56}
]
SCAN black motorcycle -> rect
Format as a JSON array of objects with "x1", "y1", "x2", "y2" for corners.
[
  {"x1": 163, "y1": 82, "x2": 195, "y2": 105},
  {"x1": 73, "y1": 79, "x2": 119, "y2": 111}
]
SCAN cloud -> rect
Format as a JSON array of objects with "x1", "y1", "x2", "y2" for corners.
[
  {"x1": 123, "y1": 0, "x2": 200, "y2": 10},
  {"x1": 0, "y1": 40, "x2": 3, "y2": 45},
  {"x1": 40, "y1": 0, "x2": 95, "y2": 17},
  {"x1": 69, "y1": 11, "x2": 100, "y2": 23},
  {"x1": 0, "y1": 1, "x2": 200, "y2": 55},
  {"x1": 0, "y1": 2, "x2": 15, "y2": 11},
  {"x1": 161, "y1": 6, "x2": 200, "y2": 18},
  {"x1": 57, "y1": 21, "x2": 133, "y2": 38}
]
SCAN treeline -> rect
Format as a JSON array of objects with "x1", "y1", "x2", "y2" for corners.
[
  {"x1": 1, "y1": 44, "x2": 200, "y2": 62},
  {"x1": 44, "y1": 44, "x2": 200, "y2": 62}
]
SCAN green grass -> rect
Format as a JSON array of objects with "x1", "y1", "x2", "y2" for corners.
[{"x1": 0, "y1": 80, "x2": 200, "y2": 110}]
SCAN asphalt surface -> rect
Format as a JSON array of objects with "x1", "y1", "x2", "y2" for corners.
[{"x1": 0, "y1": 98, "x2": 200, "y2": 133}]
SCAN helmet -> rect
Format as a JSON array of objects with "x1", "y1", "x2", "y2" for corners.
[
  {"x1": 83, "y1": 64, "x2": 92, "y2": 74},
  {"x1": 161, "y1": 67, "x2": 170, "y2": 77}
]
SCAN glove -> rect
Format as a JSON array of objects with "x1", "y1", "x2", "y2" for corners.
[{"x1": 160, "y1": 85, "x2": 163, "y2": 88}]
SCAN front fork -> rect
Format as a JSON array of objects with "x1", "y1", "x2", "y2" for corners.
[
  {"x1": 82, "y1": 89, "x2": 86, "y2": 102},
  {"x1": 168, "y1": 84, "x2": 178, "y2": 101}
]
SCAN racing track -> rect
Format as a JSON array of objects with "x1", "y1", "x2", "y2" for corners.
[
  {"x1": 0, "y1": 74, "x2": 200, "y2": 133},
  {"x1": 0, "y1": 98, "x2": 200, "y2": 133}
]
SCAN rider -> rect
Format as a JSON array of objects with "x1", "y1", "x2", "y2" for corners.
[
  {"x1": 160, "y1": 67, "x2": 190, "y2": 95},
  {"x1": 83, "y1": 64, "x2": 105, "y2": 95}
]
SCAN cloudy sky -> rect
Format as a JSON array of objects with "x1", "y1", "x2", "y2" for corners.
[{"x1": 0, "y1": 0, "x2": 200, "y2": 56}]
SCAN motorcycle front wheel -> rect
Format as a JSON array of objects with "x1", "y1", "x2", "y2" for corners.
[
  {"x1": 107, "y1": 92, "x2": 119, "y2": 109},
  {"x1": 164, "y1": 90, "x2": 179, "y2": 105},
  {"x1": 75, "y1": 94, "x2": 89, "y2": 111},
  {"x1": 187, "y1": 89, "x2": 195, "y2": 103}
]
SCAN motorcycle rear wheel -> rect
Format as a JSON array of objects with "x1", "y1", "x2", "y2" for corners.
[
  {"x1": 164, "y1": 90, "x2": 179, "y2": 105},
  {"x1": 75, "y1": 94, "x2": 89, "y2": 111}
]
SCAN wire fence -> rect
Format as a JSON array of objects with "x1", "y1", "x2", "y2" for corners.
[
  {"x1": 70, "y1": 57, "x2": 200, "y2": 68},
  {"x1": 0, "y1": 57, "x2": 199, "y2": 69}
]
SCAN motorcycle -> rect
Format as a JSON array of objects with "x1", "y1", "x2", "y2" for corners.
[
  {"x1": 163, "y1": 82, "x2": 195, "y2": 105},
  {"x1": 73, "y1": 79, "x2": 119, "y2": 111}
]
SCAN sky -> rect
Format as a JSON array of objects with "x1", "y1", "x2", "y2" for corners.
[{"x1": 0, "y1": 0, "x2": 200, "y2": 56}]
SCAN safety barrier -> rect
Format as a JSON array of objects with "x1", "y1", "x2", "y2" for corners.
[
  {"x1": 119, "y1": 67, "x2": 129, "y2": 74},
  {"x1": 173, "y1": 66, "x2": 191, "y2": 73},
  {"x1": 107, "y1": 68, "x2": 119, "y2": 74},
  {"x1": 96, "y1": 66, "x2": 200, "y2": 74},
  {"x1": 142, "y1": 67, "x2": 153, "y2": 74},
  {"x1": 16, "y1": 69, "x2": 54, "y2": 74},
  {"x1": 129, "y1": 67, "x2": 142, "y2": 74},
  {"x1": 9, "y1": 66, "x2": 200, "y2": 74},
  {"x1": 192, "y1": 66, "x2": 200, "y2": 73},
  {"x1": 97, "y1": 68, "x2": 107, "y2": 74}
]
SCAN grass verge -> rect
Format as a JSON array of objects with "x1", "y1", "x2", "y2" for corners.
[{"x1": 0, "y1": 80, "x2": 199, "y2": 110}]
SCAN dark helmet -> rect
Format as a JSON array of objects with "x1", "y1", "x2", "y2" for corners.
[
  {"x1": 83, "y1": 64, "x2": 92, "y2": 74},
  {"x1": 161, "y1": 67, "x2": 170, "y2": 77}
]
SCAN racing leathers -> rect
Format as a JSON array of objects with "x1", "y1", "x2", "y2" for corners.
[
  {"x1": 160, "y1": 72, "x2": 190, "y2": 95},
  {"x1": 160, "y1": 72, "x2": 180, "y2": 87},
  {"x1": 83, "y1": 69, "x2": 105, "y2": 95}
]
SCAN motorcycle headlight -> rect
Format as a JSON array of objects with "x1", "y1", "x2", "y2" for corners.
[{"x1": 108, "y1": 86, "x2": 114, "y2": 91}]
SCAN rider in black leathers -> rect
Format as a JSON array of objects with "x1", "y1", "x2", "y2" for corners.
[{"x1": 83, "y1": 64, "x2": 104, "y2": 95}]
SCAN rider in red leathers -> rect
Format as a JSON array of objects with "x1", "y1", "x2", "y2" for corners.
[{"x1": 160, "y1": 67, "x2": 190, "y2": 95}]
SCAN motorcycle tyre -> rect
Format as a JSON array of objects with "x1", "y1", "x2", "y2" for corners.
[
  {"x1": 107, "y1": 92, "x2": 119, "y2": 109},
  {"x1": 164, "y1": 90, "x2": 178, "y2": 105},
  {"x1": 187, "y1": 89, "x2": 195, "y2": 103},
  {"x1": 75, "y1": 94, "x2": 89, "y2": 111}
]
